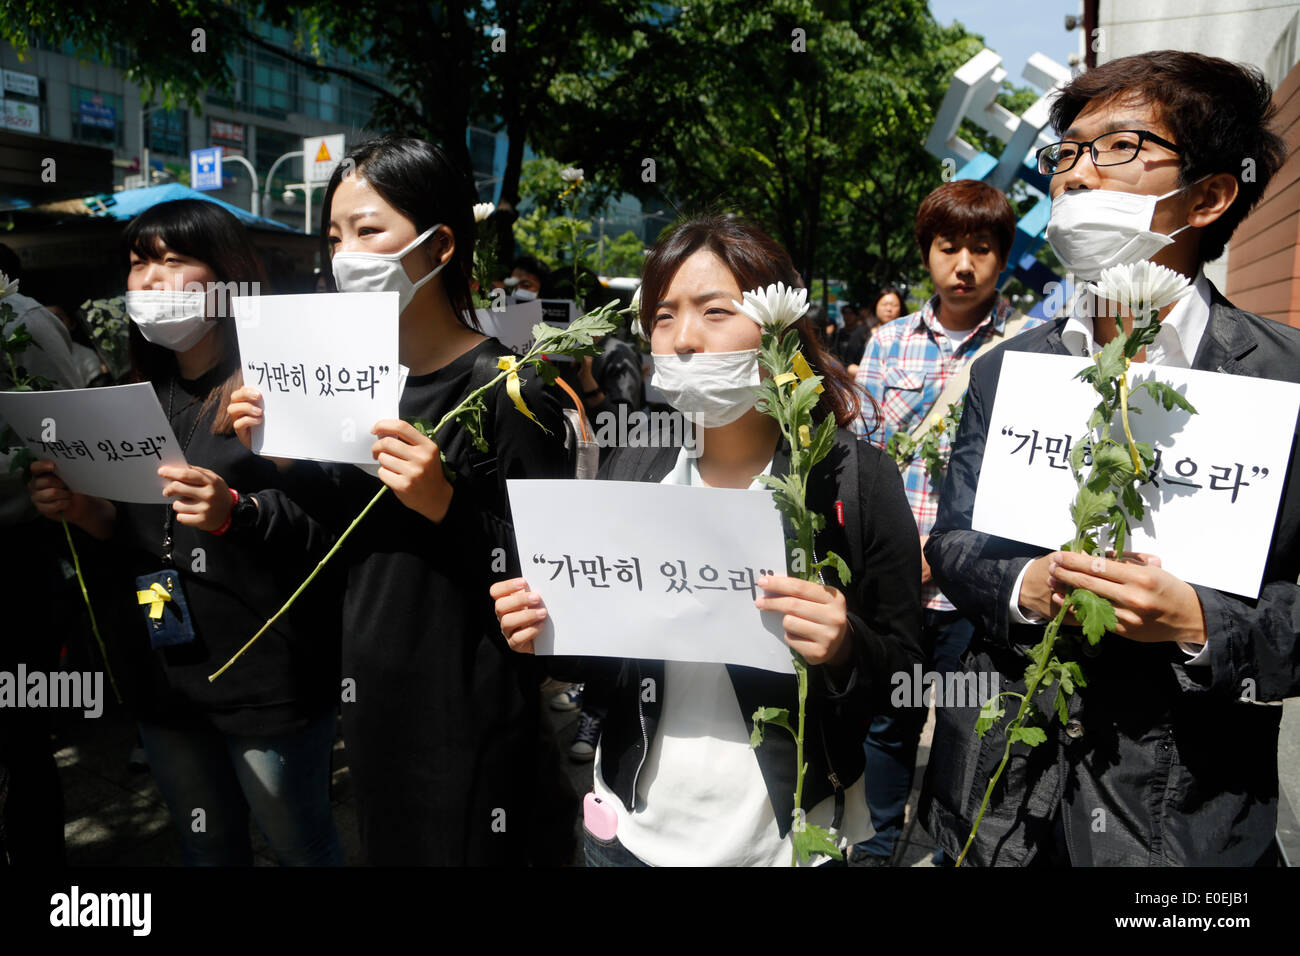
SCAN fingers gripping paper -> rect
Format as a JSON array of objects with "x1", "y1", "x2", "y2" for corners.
[{"x1": 507, "y1": 478, "x2": 796, "y2": 673}]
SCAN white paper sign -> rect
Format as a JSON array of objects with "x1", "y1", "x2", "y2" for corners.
[
  {"x1": 232, "y1": 292, "x2": 400, "y2": 464},
  {"x1": 508, "y1": 478, "x2": 795, "y2": 673},
  {"x1": 0, "y1": 383, "x2": 186, "y2": 503},
  {"x1": 973, "y1": 351, "x2": 1300, "y2": 597},
  {"x1": 474, "y1": 298, "x2": 544, "y2": 353}
]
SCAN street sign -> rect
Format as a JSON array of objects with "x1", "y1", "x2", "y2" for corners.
[
  {"x1": 303, "y1": 134, "x2": 345, "y2": 184},
  {"x1": 190, "y1": 146, "x2": 223, "y2": 191}
]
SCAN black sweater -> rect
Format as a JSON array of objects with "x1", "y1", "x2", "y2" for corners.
[
  {"x1": 262, "y1": 336, "x2": 573, "y2": 864},
  {"x1": 107, "y1": 364, "x2": 342, "y2": 736}
]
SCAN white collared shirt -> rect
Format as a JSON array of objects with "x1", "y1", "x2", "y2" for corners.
[{"x1": 1008, "y1": 268, "x2": 1212, "y2": 663}]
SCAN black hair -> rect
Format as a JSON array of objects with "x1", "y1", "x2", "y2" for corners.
[
  {"x1": 1048, "y1": 51, "x2": 1288, "y2": 264},
  {"x1": 122, "y1": 199, "x2": 267, "y2": 434},
  {"x1": 319, "y1": 136, "x2": 479, "y2": 330}
]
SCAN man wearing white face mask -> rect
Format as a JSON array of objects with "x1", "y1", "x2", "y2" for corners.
[{"x1": 920, "y1": 51, "x2": 1298, "y2": 866}]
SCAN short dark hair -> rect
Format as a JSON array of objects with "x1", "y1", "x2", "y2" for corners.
[
  {"x1": 1048, "y1": 50, "x2": 1287, "y2": 264},
  {"x1": 511, "y1": 255, "x2": 549, "y2": 280},
  {"x1": 320, "y1": 136, "x2": 479, "y2": 330},
  {"x1": 914, "y1": 180, "x2": 1016, "y2": 265},
  {"x1": 637, "y1": 212, "x2": 869, "y2": 430}
]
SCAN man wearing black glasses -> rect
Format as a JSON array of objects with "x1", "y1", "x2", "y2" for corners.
[{"x1": 919, "y1": 50, "x2": 1295, "y2": 866}]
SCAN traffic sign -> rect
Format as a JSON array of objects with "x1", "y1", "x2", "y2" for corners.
[
  {"x1": 191, "y1": 146, "x2": 223, "y2": 191},
  {"x1": 303, "y1": 134, "x2": 345, "y2": 184}
]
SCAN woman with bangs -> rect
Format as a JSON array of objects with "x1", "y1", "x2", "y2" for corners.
[
  {"x1": 491, "y1": 213, "x2": 923, "y2": 866},
  {"x1": 28, "y1": 198, "x2": 344, "y2": 866}
]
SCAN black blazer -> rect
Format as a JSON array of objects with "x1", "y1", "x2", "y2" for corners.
[{"x1": 920, "y1": 284, "x2": 1300, "y2": 866}]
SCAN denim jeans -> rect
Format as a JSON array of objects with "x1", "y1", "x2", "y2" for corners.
[
  {"x1": 857, "y1": 608, "x2": 975, "y2": 860},
  {"x1": 583, "y1": 827, "x2": 649, "y2": 867},
  {"x1": 139, "y1": 713, "x2": 344, "y2": 866}
]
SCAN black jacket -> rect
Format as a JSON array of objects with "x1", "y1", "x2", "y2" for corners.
[
  {"x1": 920, "y1": 286, "x2": 1300, "y2": 866},
  {"x1": 555, "y1": 430, "x2": 922, "y2": 839}
]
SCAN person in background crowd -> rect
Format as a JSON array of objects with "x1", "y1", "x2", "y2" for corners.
[
  {"x1": 845, "y1": 288, "x2": 903, "y2": 378},
  {"x1": 922, "y1": 50, "x2": 1296, "y2": 867},
  {"x1": 848, "y1": 180, "x2": 1043, "y2": 865},
  {"x1": 508, "y1": 256, "x2": 549, "y2": 300}
]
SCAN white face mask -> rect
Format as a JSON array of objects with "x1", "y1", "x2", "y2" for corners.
[
  {"x1": 650, "y1": 349, "x2": 760, "y2": 428},
  {"x1": 331, "y1": 224, "x2": 446, "y2": 313},
  {"x1": 1045, "y1": 185, "x2": 1193, "y2": 281},
  {"x1": 512, "y1": 288, "x2": 538, "y2": 303},
  {"x1": 124, "y1": 290, "x2": 213, "y2": 352}
]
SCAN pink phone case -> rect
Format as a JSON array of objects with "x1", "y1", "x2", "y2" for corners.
[{"x1": 583, "y1": 792, "x2": 618, "y2": 841}]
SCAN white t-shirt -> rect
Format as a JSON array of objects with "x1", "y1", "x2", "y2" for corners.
[{"x1": 591, "y1": 447, "x2": 870, "y2": 865}]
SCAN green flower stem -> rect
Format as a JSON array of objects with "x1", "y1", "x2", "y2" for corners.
[
  {"x1": 62, "y1": 517, "x2": 121, "y2": 704},
  {"x1": 208, "y1": 483, "x2": 388, "y2": 682},
  {"x1": 955, "y1": 600, "x2": 1068, "y2": 868},
  {"x1": 791, "y1": 656, "x2": 809, "y2": 866},
  {"x1": 205, "y1": 302, "x2": 627, "y2": 683},
  {"x1": 207, "y1": 364, "x2": 518, "y2": 683}
]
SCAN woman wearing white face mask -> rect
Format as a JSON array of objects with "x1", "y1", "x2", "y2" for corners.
[
  {"x1": 228, "y1": 137, "x2": 575, "y2": 865},
  {"x1": 27, "y1": 199, "x2": 344, "y2": 865},
  {"x1": 491, "y1": 214, "x2": 923, "y2": 866}
]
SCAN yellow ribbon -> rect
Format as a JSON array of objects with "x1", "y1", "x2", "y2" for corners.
[
  {"x1": 798, "y1": 424, "x2": 812, "y2": 447},
  {"x1": 791, "y1": 351, "x2": 824, "y2": 394},
  {"x1": 774, "y1": 372, "x2": 799, "y2": 387},
  {"x1": 497, "y1": 356, "x2": 539, "y2": 425},
  {"x1": 136, "y1": 581, "x2": 173, "y2": 620}
]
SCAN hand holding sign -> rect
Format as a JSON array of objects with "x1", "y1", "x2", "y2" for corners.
[
  {"x1": 158, "y1": 464, "x2": 235, "y2": 532},
  {"x1": 369, "y1": 418, "x2": 453, "y2": 523},
  {"x1": 27, "y1": 460, "x2": 115, "y2": 539}
]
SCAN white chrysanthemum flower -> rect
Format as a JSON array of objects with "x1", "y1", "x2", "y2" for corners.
[
  {"x1": 732, "y1": 281, "x2": 810, "y2": 331},
  {"x1": 559, "y1": 167, "x2": 584, "y2": 183},
  {"x1": 1087, "y1": 261, "x2": 1193, "y2": 325},
  {"x1": 473, "y1": 202, "x2": 495, "y2": 223},
  {"x1": 0, "y1": 272, "x2": 19, "y2": 299}
]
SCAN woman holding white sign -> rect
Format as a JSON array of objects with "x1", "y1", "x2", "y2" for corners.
[
  {"x1": 492, "y1": 214, "x2": 924, "y2": 866},
  {"x1": 228, "y1": 137, "x2": 576, "y2": 865},
  {"x1": 28, "y1": 199, "x2": 344, "y2": 866}
]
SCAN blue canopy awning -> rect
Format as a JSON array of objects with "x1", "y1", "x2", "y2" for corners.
[{"x1": 80, "y1": 183, "x2": 296, "y2": 232}]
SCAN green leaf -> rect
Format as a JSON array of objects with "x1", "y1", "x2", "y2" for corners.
[
  {"x1": 1069, "y1": 588, "x2": 1117, "y2": 644},
  {"x1": 807, "y1": 414, "x2": 836, "y2": 468},
  {"x1": 750, "y1": 705, "x2": 793, "y2": 748},
  {"x1": 790, "y1": 820, "x2": 844, "y2": 864},
  {"x1": 1136, "y1": 379, "x2": 1197, "y2": 415},
  {"x1": 1054, "y1": 685, "x2": 1070, "y2": 725},
  {"x1": 1093, "y1": 336, "x2": 1127, "y2": 384},
  {"x1": 1070, "y1": 484, "x2": 1114, "y2": 532},
  {"x1": 1121, "y1": 480, "x2": 1145, "y2": 522},
  {"x1": 814, "y1": 549, "x2": 852, "y2": 586},
  {"x1": 975, "y1": 694, "x2": 1005, "y2": 737},
  {"x1": 1086, "y1": 440, "x2": 1135, "y2": 491},
  {"x1": 1008, "y1": 725, "x2": 1047, "y2": 746}
]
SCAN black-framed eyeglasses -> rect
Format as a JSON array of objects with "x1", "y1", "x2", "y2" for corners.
[{"x1": 1035, "y1": 129, "x2": 1181, "y2": 176}]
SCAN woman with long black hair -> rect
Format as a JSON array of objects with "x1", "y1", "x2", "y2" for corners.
[
  {"x1": 492, "y1": 214, "x2": 922, "y2": 866},
  {"x1": 28, "y1": 199, "x2": 344, "y2": 865},
  {"x1": 229, "y1": 137, "x2": 575, "y2": 865}
]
